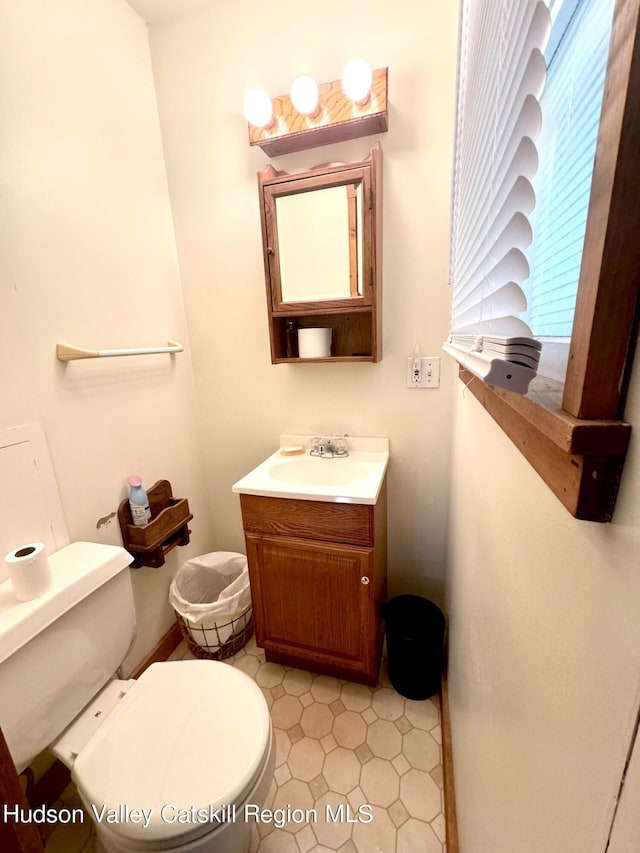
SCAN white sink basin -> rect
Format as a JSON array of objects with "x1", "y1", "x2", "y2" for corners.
[
  {"x1": 267, "y1": 458, "x2": 370, "y2": 487},
  {"x1": 232, "y1": 435, "x2": 389, "y2": 504}
]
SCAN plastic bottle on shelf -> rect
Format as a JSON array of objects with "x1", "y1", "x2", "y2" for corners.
[{"x1": 127, "y1": 475, "x2": 151, "y2": 526}]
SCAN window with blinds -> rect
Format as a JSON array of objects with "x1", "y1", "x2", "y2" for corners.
[
  {"x1": 445, "y1": 0, "x2": 552, "y2": 395},
  {"x1": 446, "y1": 0, "x2": 615, "y2": 393},
  {"x1": 523, "y1": 0, "x2": 615, "y2": 348}
]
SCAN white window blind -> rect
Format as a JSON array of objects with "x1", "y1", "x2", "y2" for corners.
[
  {"x1": 523, "y1": 0, "x2": 615, "y2": 339},
  {"x1": 445, "y1": 0, "x2": 552, "y2": 395}
]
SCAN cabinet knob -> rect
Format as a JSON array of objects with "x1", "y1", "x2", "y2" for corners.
[{"x1": 361, "y1": 576, "x2": 370, "y2": 585}]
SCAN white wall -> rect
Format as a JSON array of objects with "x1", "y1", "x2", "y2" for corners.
[
  {"x1": 126, "y1": 1, "x2": 640, "y2": 848},
  {"x1": 145, "y1": 0, "x2": 459, "y2": 606},
  {"x1": 0, "y1": 0, "x2": 213, "y2": 672},
  {"x1": 447, "y1": 357, "x2": 640, "y2": 850},
  {"x1": 5, "y1": 2, "x2": 634, "y2": 847}
]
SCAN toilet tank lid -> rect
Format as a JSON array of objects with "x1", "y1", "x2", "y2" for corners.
[{"x1": 0, "y1": 542, "x2": 132, "y2": 665}]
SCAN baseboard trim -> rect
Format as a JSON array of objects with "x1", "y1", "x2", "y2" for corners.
[
  {"x1": 441, "y1": 645, "x2": 460, "y2": 852},
  {"x1": 129, "y1": 620, "x2": 183, "y2": 679}
]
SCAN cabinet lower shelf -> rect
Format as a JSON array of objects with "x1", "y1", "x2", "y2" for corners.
[
  {"x1": 270, "y1": 311, "x2": 378, "y2": 363},
  {"x1": 273, "y1": 355, "x2": 374, "y2": 364}
]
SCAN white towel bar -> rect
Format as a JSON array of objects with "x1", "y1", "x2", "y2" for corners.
[{"x1": 56, "y1": 341, "x2": 183, "y2": 361}]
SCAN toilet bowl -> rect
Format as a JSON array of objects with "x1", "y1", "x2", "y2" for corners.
[
  {"x1": 0, "y1": 542, "x2": 275, "y2": 853},
  {"x1": 53, "y1": 659, "x2": 274, "y2": 853}
]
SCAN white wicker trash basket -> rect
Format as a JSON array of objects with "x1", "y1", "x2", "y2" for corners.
[{"x1": 169, "y1": 551, "x2": 253, "y2": 659}]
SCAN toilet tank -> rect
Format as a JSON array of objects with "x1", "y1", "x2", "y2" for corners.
[{"x1": 0, "y1": 541, "x2": 135, "y2": 772}]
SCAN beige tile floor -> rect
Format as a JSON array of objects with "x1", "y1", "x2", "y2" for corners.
[{"x1": 44, "y1": 636, "x2": 446, "y2": 853}]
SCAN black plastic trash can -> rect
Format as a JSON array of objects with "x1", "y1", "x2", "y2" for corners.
[{"x1": 381, "y1": 595, "x2": 446, "y2": 700}]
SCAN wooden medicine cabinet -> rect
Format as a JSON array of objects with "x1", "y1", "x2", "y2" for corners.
[{"x1": 257, "y1": 143, "x2": 382, "y2": 362}]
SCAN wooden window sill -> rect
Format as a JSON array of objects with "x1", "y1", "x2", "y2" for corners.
[
  {"x1": 460, "y1": 368, "x2": 631, "y2": 522},
  {"x1": 453, "y1": 1, "x2": 640, "y2": 523}
]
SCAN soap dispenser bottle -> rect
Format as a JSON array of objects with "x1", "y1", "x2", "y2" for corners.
[{"x1": 127, "y1": 475, "x2": 151, "y2": 526}]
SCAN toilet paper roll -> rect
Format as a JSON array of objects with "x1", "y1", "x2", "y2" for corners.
[
  {"x1": 298, "y1": 327, "x2": 332, "y2": 359},
  {"x1": 4, "y1": 543, "x2": 52, "y2": 601}
]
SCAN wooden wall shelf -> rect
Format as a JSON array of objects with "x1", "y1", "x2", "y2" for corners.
[{"x1": 118, "y1": 479, "x2": 192, "y2": 568}]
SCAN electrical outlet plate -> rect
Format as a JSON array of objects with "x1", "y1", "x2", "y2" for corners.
[{"x1": 406, "y1": 356, "x2": 440, "y2": 388}]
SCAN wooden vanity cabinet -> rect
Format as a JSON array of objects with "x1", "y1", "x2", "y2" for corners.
[{"x1": 239, "y1": 485, "x2": 387, "y2": 685}]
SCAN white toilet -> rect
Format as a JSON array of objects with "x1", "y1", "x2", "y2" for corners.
[{"x1": 0, "y1": 541, "x2": 275, "y2": 853}]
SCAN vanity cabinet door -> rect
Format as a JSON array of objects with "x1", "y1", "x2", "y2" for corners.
[{"x1": 244, "y1": 534, "x2": 379, "y2": 684}]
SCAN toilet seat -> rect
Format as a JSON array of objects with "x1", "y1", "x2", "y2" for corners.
[{"x1": 71, "y1": 660, "x2": 271, "y2": 848}]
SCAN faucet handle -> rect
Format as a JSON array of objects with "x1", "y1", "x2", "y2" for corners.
[{"x1": 332, "y1": 437, "x2": 348, "y2": 456}]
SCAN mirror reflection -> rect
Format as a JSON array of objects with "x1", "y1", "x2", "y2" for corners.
[{"x1": 276, "y1": 182, "x2": 363, "y2": 303}]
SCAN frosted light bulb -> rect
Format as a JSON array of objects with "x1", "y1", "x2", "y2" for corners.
[
  {"x1": 341, "y1": 59, "x2": 373, "y2": 105},
  {"x1": 243, "y1": 89, "x2": 274, "y2": 129},
  {"x1": 290, "y1": 75, "x2": 319, "y2": 116}
]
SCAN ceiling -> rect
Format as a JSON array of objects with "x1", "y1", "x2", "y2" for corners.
[{"x1": 126, "y1": 0, "x2": 213, "y2": 24}]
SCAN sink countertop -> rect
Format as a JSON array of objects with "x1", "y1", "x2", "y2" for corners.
[{"x1": 232, "y1": 435, "x2": 389, "y2": 505}]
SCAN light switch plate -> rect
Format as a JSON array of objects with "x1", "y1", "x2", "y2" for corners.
[{"x1": 406, "y1": 356, "x2": 441, "y2": 388}]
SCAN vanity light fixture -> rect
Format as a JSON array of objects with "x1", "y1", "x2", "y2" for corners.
[{"x1": 244, "y1": 64, "x2": 388, "y2": 157}]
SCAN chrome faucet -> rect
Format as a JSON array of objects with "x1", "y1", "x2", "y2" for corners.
[{"x1": 310, "y1": 436, "x2": 349, "y2": 458}]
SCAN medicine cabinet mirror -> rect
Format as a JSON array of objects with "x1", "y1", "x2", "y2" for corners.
[
  {"x1": 257, "y1": 143, "x2": 382, "y2": 363},
  {"x1": 276, "y1": 182, "x2": 364, "y2": 303}
]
